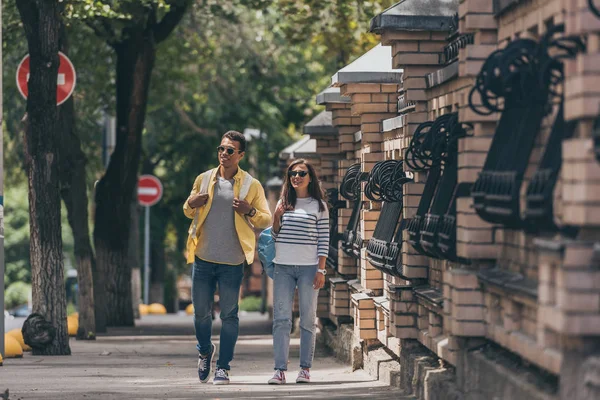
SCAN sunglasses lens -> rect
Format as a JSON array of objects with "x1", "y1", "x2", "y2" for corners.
[
  {"x1": 289, "y1": 171, "x2": 308, "y2": 178},
  {"x1": 218, "y1": 146, "x2": 235, "y2": 155}
]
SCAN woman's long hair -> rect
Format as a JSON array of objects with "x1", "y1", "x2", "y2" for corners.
[{"x1": 280, "y1": 159, "x2": 327, "y2": 212}]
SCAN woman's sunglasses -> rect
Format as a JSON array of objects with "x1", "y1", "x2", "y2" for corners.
[
  {"x1": 288, "y1": 170, "x2": 308, "y2": 178},
  {"x1": 217, "y1": 146, "x2": 242, "y2": 155}
]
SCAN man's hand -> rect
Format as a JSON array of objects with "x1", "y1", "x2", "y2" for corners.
[
  {"x1": 233, "y1": 198, "x2": 253, "y2": 215},
  {"x1": 313, "y1": 271, "x2": 325, "y2": 290},
  {"x1": 188, "y1": 193, "x2": 209, "y2": 209}
]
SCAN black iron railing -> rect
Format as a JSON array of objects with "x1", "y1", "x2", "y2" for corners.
[
  {"x1": 340, "y1": 164, "x2": 363, "y2": 259},
  {"x1": 442, "y1": 33, "x2": 474, "y2": 64},
  {"x1": 594, "y1": 112, "x2": 600, "y2": 164},
  {"x1": 326, "y1": 188, "x2": 348, "y2": 271},
  {"x1": 364, "y1": 160, "x2": 414, "y2": 277},
  {"x1": 420, "y1": 118, "x2": 470, "y2": 260},
  {"x1": 404, "y1": 114, "x2": 454, "y2": 256},
  {"x1": 590, "y1": 0, "x2": 600, "y2": 18},
  {"x1": 523, "y1": 103, "x2": 578, "y2": 233},
  {"x1": 403, "y1": 113, "x2": 466, "y2": 261},
  {"x1": 398, "y1": 94, "x2": 416, "y2": 112},
  {"x1": 468, "y1": 24, "x2": 585, "y2": 229}
]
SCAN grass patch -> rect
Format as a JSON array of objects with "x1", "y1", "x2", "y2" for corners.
[{"x1": 239, "y1": 296, "x2": 262, "y2": 312}]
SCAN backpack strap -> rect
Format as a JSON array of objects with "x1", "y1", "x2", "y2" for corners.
[
  {"x1": 239, "y1": 172, "x2": 256, "y2": 228},
  {"x1": 239, "y1": 173, "x2": 254, "y2": 200},
  {"x1": 189, "y1": 168, "x2": 217, "y2": 236},
  {"x1": 199, "y1": 168, "x2": 216, "y2": 195}
]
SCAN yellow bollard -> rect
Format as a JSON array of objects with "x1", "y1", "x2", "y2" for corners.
[
  {"x1": 139, "y1": 303, "x2": 149, "y2": 316},
  {"x1": 185, "y1": 303, "x2": 194, "y2": 315},
  {"x1": 67, "y1": 315, "x2": 79, "y2": 336},
  {"x1": 7, "y1": 329, "x2": 31, "y2": 351},
  {"x1": 0, "y1": 352, "x2": 3, "y2": 366},
  {"x1": 4, "y1": 335, "x2": 24, "y2": 358},
  {"x1": 148, "y1": 303, "x2": 167, "y2": 315}
]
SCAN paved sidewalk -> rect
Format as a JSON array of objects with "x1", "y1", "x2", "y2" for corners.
[{"x1": 1, "y1": 313, "x2": 408, "y2": 400}]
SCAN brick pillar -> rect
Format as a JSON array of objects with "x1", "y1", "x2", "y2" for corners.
[
  {"x1": 327, "y1": 102, "x2": 361, "y2": 278},
  {"x1": 338, "y1": 82, "x2": 401, "y2": 293},
  {"x1": 454, "y1": 0, "x2": 500, "y2": 260}
]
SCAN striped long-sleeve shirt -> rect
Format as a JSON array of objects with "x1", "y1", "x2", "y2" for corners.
[{"x1": 271, "y1": 197, "x2": 330, "y2": 266}]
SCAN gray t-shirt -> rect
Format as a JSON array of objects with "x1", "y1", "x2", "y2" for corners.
[{"x1": 196, "y1": 176, "x2": 246, "y2": 265}]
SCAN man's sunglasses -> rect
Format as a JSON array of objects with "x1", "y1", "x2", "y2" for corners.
[
  {"x1": 217, "y1": 146, "x2": 242, "y2": 155},
  {"x1": 288, "y1": 170, "x2": 308, "y2": 178}
]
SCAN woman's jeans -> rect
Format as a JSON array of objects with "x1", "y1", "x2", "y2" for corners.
[
  {"x1": 272, "y1": 264, "x2": 319, "y2": 371},
  {"x1": 192, "y1": 257, "x2": 244, "y2": 370}
]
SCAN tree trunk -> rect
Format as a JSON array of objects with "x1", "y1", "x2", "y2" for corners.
[
  {"x1": 93, "y1": 28, "x2": 156, "y2": 327},
  {"x1": 56, "y1": 28, "x2": 96, "y2": 341},
  {"x1": 16, "y1": 0, "x2": 70, "y2": 355}
]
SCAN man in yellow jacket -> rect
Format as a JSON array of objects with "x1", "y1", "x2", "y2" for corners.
[{"x1": 183, "y1": 130, "x2": 271, "y2": 385}]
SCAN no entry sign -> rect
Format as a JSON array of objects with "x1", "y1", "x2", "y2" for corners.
[
  {"x1": 16, "y1": 51, "x2": 77, "y2": 106},
  {"x1": 138, "y1": 175, "x2": 163, "y2": 207}
]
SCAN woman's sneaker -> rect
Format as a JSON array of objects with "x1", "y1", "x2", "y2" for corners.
[
  {"x1": 296, "y1": 369, "x2": 310, "y2": 383},
  {"x1": 268, "y1": 370, "x2": 286, "y2": 385},
  {"x1": 197, "y1": 344, "x2": 216, "y2": 383},
  {"x1": 213, "y1": 368, "x2": 230, "y2": 385}
]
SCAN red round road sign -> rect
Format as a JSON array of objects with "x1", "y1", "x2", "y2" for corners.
[
  {"x1": 16, "y1": 51, "x2": 77, "y2": 106},
  {"x1": 138, "y1": 175, "x2": 163, "y2": 207}
]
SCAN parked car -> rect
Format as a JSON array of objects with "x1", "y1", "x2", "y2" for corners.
[{"x1": 8, "y1": 304, "x2": 31, "y2": 318}]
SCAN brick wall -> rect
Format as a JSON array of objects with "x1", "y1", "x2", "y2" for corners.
[{"x1": 313, "y1": 1, "x2": 600, "y2": 397}]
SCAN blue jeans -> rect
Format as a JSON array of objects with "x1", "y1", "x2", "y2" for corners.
[
  {"x1": 192, "y1": 257, "x2": 244, "y2": 370},
  {"x1": 272, "y1": 264, "x2": 319, "y2": 371}
]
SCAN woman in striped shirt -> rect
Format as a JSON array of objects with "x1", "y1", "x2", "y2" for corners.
[{"x1": 268, "y1": 159, "x2": 330, "y2": 385}]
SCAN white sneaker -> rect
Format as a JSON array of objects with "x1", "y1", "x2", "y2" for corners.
[
  {"x1": 268, "y1": 369, "x2": 286, "y2": 385},
  {"x1": 296, "y1": 369, "x2": 310, "y2": 383},
  {"x1": 213, "y1": 368, "x2": 230, "y2": 385}
]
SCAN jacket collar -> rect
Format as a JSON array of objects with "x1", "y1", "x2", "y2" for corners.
[{"x1": 214, "y1": 165, "x2": 245, "y2": 182}]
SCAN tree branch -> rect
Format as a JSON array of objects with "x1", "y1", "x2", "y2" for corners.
[
  {"x1": 85, "y1": 20, "x2": 117, "y2": 48},
  {"x1": 174, "y1": 105, "x2": 216, "y2": 137},
  {"x1": 153, "y1": 0, "x2": 192, "y2": 44}
]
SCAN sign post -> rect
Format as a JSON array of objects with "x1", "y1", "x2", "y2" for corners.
[
  {"x1": 16, "y1": 51, "x2": 76, "y2": 105},
  {"x1": 137, "y1": 175, "x2": 163, "y2": 305}
]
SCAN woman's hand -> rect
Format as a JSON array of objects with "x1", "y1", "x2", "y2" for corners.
[
  {"x1": 273, "y1": 202, "x2": 293, "y2": 234},
  {"x1": 274, "y1": 202, "x2": 292, "y2": 220},
  {"x1": 313, "y1": 271, "x2": 325, "y2": 290}
]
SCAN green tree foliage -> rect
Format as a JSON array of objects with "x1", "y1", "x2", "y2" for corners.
[
  {"x1": 275, "y1": 0, "x2": 396, "y2": 68},
  {"x1": 3, "y1": 0, "x2": 396, "y2": 297},
  {"x1": 5, "y1": 282, "x2": 31, "y2": 309},
  {"x1": 4, "y1": 180, "x2": 30, "y2": 287},
  {"x1": 142, "y1": 1, "x2": 338, "y2": 275}
]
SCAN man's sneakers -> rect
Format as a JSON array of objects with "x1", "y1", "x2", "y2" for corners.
[
  {"x1": 296, "y1": 369, "x2": 310, "y2": 383},
  {"x1": 268, "y1": 369, "x2": 286, "y2": 385},
  {"x1": 197, "y1": 344, "x2": 216, "y2": 383},
  {"x1": 213, "y1": 368, "x2": 230, "y2": 385}
]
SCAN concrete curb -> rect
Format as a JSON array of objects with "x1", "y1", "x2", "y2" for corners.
[{"x1": 318, "y1": 320, "x2": 463, "y2": 398}]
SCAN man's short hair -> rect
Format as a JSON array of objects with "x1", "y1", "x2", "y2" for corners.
[{"x1": 222, "y1": 130, "x2": 246, "y2": 152}]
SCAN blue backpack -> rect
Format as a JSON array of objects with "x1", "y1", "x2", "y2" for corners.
[{"x1": 257, "y1": 227, "x2": 275, "y2": 279}]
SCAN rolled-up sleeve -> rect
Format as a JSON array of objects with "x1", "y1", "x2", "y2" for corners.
[
  {"x1": 248, "y1": 180, "x2": 272, "y2": 229},
  {"x1": 183, "y1": 175, "x2": 202, "y2": 219}
]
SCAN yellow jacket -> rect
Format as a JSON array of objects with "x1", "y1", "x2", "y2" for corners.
[{"x1": 183, "y1": 167, "x2": 272, "y2": 265}]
